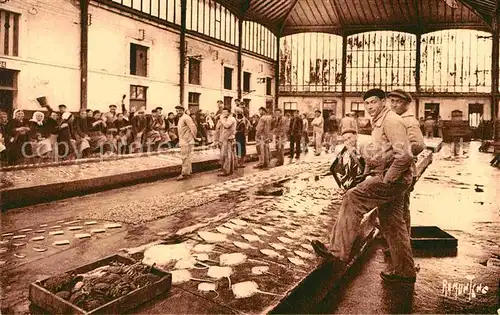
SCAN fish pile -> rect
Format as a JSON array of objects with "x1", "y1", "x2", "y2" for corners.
[{"x1": 43, "y1": 261, "x2": 160, "y2": 311}]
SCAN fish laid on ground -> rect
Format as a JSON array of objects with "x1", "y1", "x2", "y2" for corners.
[
  {"x1": 198, "y1": 231, "x2": 228, "y2": 243},
  {"x1": 233, "y1": 241, "x2": 256, "y2": 250},
  {"x1": 241, "y1": 234, "x2": 262, "y2": 243},
  {"x1": 260, "y1": 249, "x2": 283, "y2": 259},
  {"x1": 277, "y1": 236, "x2": 294, "y2": 244},
  {"x1": 220, "y1": 253, "x2": 247, "y2": 266}
]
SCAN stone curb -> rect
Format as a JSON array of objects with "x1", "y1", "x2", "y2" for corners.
[{"x1": 1, "y1": 148, "x2": 291, "y2": 210}]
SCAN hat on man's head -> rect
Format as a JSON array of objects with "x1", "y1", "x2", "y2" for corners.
[
  {"x1": 363, "y1": 88, "x2": 386, "y2": 101},
  {"x1": 217, "y1": 100, "x2": 223, "y2": 104},
  {"x1": 109, "y1": 104, "x2": 117, "y2": 108},
  {"x1": 58, "y1": 104, "x2": 67, "y2": 109},
  {"x1": 259, "y1": 107, "x2": 267, "y2": 112},
  {"x1": 175, "y1": 105, "x2": 184, "y2": 110},
  {"x1": 341, "y1": 128, "x2": 357, "y2": 136},
  {"x1": 388, "y1": 89, "x2": 412, "y2": 103}
]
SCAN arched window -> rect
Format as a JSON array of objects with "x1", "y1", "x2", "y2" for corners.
[
  {"x1": 242, "y1": 21, "x2": 276, "y2": 59},
  {"x1": 420, "y1": 30, "x2": 492, "y2": 93},
  {"x1": 346, "y1": 31, "x2": 417, "y2": 92},
  {"x1": 279, "y1": 33, "x2": 343, "y2": 92}
]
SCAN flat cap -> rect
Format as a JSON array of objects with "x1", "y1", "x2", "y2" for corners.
[
  {"x1": 388, "y1": 89, "x2": 412, "y2": 102},
  {"x1": 58, "y1": 104, "x2": 67, "y2": 108},
  {"x1": 175, "y1": 105, "x2": 184, "y2": 110},
  {"x1": 341, "y1": 128, "x2": 357, "y2": 136},
  {"x1": 259, "y1": 107, "x2": 267, "y2": 112},
  {"x1": 109, "y1": 104, "x2": 117, "y2": 108},
  {"x1": 363, "y1": 88, "x2": 386, "y2": 101}
]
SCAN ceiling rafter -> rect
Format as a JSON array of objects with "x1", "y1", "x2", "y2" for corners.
[
  {"x1": 455, "y1": 0, "x2": 492, "y2": 28},
  {"x1": 215, "y1": 0, "x2": 493, "y2": 37},
  {"x1": 330, "y1": 0, "x2": 346, "y2": 27},
  {"x1": 278, "y1": 0, "x2": 302, "y2": 35}
]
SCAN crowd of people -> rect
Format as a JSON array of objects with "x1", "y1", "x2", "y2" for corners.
[
  {"x1": 0, "y1": 96, "x2": 361, "y2": 168},
  {"x1": 0, "y1": 99, "x2": 250, "y2": 166},
  {"x1": 0, "y1": 99, "x2": 184, "y2": 166}
]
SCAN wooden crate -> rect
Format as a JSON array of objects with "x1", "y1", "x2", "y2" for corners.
[{"x1": 29, "y1": 254, "x2": 171, "y2": 314}]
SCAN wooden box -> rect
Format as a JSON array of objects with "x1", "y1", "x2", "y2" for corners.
[
  {"x1": 410, "y1": 226, "x2": 458, "y2": 250},
  {"x1": 29, "y1": 254, "x2": 172, "y2": 314}
]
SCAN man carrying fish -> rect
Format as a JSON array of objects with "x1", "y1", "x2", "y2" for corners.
[{"x1": 312, "y1": 88, "x2": 417, "y2": 284}]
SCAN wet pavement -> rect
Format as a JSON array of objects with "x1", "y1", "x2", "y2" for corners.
[
  {"x1": 1, "y1": 140, "x2": 497, "y2": 314},
  {"x1": 0, "y1": 151, "x2": 341, "y2": 314},
  {"x1": 319, "y1": 141, "x2": 500, "y2": 314}
]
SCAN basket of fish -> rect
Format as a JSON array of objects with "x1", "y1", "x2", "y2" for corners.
[{"x1": 29, "y1": 254, "x2": 172, "y2": 314}]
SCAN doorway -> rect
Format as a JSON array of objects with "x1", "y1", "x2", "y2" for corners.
[
  {"x1": 468, "y1": 103, "x2": 483, "y2": 127},
  {"x1": 0, "y1": 69, "x2": 18, "y2": 115},
  {"x1": 424, "y1": 103, "x2": 440, "y2": 120}
]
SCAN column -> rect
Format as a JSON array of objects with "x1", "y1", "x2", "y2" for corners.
[
  {"x1": 341, "y1": 34, "x2": 347, "y2": 117},
  {"x1": 80, "y1": 0, "x2": 89, "y2": 110},
  {"x1": 492, "y1": 12, "x2": 499, "y2": 139},
  {"x1": 274, "y1": 34, "x2": 280, "y2": 111},
  {"x1": 237, "y1": 19, "x2": 243, "y2": 101},
  {"x1": 179, "y1": 0, "x2": 187, "y2": 106},
  {"x1": 415, "y1": 33, "x2": 422, "y2": 118}
]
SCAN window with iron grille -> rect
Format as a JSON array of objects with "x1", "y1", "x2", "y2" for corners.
[
  {"x1": 188, "y1": 57, "x2": 201, "y2": 85},
  {"x1": 346, "y1": 31, "x2": 416, "y2": 92},
  {"x1": 130, "y1": 44, "x2": 148, "y2": 77},
  {"x1": 279, "y1": 33, "x2": 343, "y2": 93},
  {"x1": 420, "y1": 30, "x2": 491, "y2": 93},
  {"x1": 188, "y1": 92, "x2": 200, "y2": 113},
  {"x1": 0, "y1": 10, "x2": 20, "y2": 57},
  {"x1": 224, "y1": 67, "x2": 233, "y2": 90},
  {"x1": 243, "y1": 72, "x2": 251, "y2": 92}
]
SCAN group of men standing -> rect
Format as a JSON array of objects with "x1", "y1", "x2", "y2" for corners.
[{"x1": 312, "y1": 88, "x2": 425, "y2": 285}]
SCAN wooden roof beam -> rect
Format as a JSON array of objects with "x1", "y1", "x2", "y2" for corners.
[
  {"x1": 455, "y1": 0, "x2": 492, "y2": 29},
  {"x1": 279, "y1": 0, "x2": 301, "y2": 35}
]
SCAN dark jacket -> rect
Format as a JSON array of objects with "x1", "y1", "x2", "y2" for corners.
[
  {"x1": 73, "y1": 117, "x2": 89, "y2": 139},
  {"x1": 289, "y1": 116, "x2": 303, "y2": 136}
]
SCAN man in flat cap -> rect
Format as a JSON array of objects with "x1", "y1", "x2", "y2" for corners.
[
  {"x1": 312, "y1": 88, "x2": 416, "y2": 284},
  {"x1": 58, "y1": 104, "x2": 68, "y2": 115},
  {"x1": 254, "y1": 107, "x2": 272, "y2": 168},
  {"x1": 384, "y1": 89, "x2": 425, "y2": 267},
  {"x1": 175, "y1": 105, "x2": 197, "y2": 180},
  {"x1": 104, "y1": 104, "x2": 118, "y2": 127},
  {"x1": 311, "y1": 110, "x2": 324, "y2": 156}
]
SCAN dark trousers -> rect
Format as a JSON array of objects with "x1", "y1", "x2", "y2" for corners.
[{"x1": 289, "y1": 134, "x2": 301, "y2": 158}]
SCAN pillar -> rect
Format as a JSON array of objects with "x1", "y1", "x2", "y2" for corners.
[
  {"x1": 492, "y1": 12, "x2": 499, "y2": 139},
  {"x1": 237, "y1": 19, "x2": 243, "y2": 101},
  {"x1": 179, "y1": 0, "x2": 187, "y2": 106},
  {"x1": 341, "y1": 34, "x2": 347, "y2": 117},
  {"x1": 80, "y1": 0, "x2": 89, "y2": 110},
  {"x1": 274, "y1": 34, "x2": 280, "y2": 111},
  {"x1": 415, "y1": 33, "x2": 422, "y2": 118}
]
